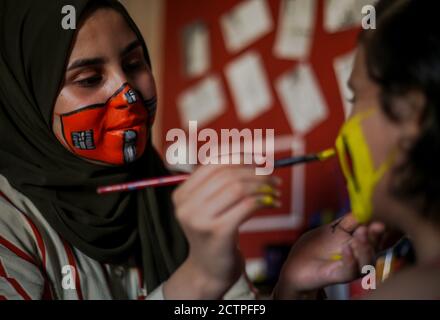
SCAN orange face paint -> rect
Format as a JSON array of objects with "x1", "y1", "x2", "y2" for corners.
[{"x1": 57, "y1": 83, "x2": 156, "y2": 165}]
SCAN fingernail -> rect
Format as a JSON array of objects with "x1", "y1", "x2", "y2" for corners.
[
  {"x1": 257, "y1": 185, "x2": 281, "y2": 197},
  {"x1": 257, "y1": 184, "x2": 274, "y2": 194},
  {"x1": 258, "y1": 195, "x2": 275, "y2": 207},
  {"x1": 330, "y1": 253, "x2": 343, "y2": 261}
]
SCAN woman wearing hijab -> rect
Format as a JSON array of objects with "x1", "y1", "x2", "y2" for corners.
[{"x1": 0, "y1": 0, "x2": 286, "y2": 299}]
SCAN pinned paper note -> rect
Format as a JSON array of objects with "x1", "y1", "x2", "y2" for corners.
[
  {"x1": 220, "y1": 0, "x2": 273, "y2": 53},
  {"x1": 276, "y1": 64, "x2": 328, "y2": 134},
  {"x1": 182, "y1": 21, "x2": 210, "y2": 78},
  {"x1": 225, "y1": 51, "x2": 273, "y2": 122},
  {"x1": 334, "y1": 50, "x2": 356, "y2": 118},
  {"x1": 177, "y1": 75, "x2": 226, "y2": 128},
  {"x1": 274, "y1": 0, "x2": 317, "y2": 60},
  {"x1": 324, "y1": 0, "x2": 376, "y2": 33}
]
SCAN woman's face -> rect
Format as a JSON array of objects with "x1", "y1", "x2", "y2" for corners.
[
  {"x1": 347, "y1": 45, "x2": 424, "y2": 224},
  {"x1": 52, "y1": 7, "x2": 156, "y2": 162}
]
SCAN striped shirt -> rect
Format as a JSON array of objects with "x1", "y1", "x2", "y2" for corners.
[{"x1": 0, "y1": 175, "x2": 255, "y2": 300}]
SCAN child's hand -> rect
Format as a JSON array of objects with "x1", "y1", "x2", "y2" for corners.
[{"x1": 273, "y1": 214, "x2": 385, "y2": 299}]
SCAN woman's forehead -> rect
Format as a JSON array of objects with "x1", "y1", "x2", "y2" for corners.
[{"x1": 69, "y1": 7, "x2": 138, "y2": 60}]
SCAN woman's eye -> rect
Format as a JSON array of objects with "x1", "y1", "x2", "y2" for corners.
[
  {"x1": 124, "y1": 60, "x2": 146, "y2": 72},
  {"x1": 75, "y1": 75, "x2": 102, "y2": 87}
]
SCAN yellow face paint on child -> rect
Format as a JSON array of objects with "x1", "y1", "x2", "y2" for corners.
[{"x1": 335, "y1": 108, "x2": 395, "y2": 224}]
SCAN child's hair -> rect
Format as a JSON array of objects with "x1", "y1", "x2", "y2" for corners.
[{"x1": 362, "y1": 0, "x2": 440, "y2": 223}]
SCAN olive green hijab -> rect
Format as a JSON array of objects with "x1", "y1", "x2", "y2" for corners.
[{"x1": 0, "y1": 0, "x2": 188, "y2": 292}]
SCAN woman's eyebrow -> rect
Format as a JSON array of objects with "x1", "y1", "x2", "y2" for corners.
[
  {"x1": 67, "y1": 57, "x2": 105, "y2": 71},
  {"x1": 121, "y1": 40, "x2": 142, "y2": 57},
  {"x1": 66, "y1": 41, "x2": 142, "y2": 71}
]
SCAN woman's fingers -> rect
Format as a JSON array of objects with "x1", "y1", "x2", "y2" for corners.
[
  {"x1": 179, "y1": 178, "x2": 281, "y2": 230},
  {"x1": 174, "y1": 164, "x2": 279, "y2": 204},
  {"x1": 173, "y1": 164, "x2": 230, "y2": 204},
  {"x1": 174, "y1": 164, "x2": 281, "y2": 218},
  {"x1": 190, "y1": 166, "x2": 280, "y2": 208},
  {"x1": 217, "y1": 192, "x2": 281, "y2": 233},
  {"x1": 176, "y1": 152, "x2": 268, "y2": 200},
  {"x1": 208, "y1": 181, "x2": 280, "y2": 217},
  {"x1": 173, "y1": 164, "x2": 283, "y2": 242}
]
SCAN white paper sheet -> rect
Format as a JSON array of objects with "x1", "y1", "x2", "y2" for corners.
[
  {"x1": 220, "y1": 0, "x2": 273, "y2": 53},
  {"x1": 182, "y1": 21, "x2": 210, "y2": 78},
  {"x1": 225, "y1": 51, "x2": 273, "y2": 122},
  {"x1": 177, "y1": 75, "x2": 226, "y2": 128},
  {"x1": 334, "y1": 50, "x2": 356, "y2": 118},
  {"x1": 276, "y1": 63, "x2": 328, "y2": 134},
  {"x1": 324, "y1": 0, "x2": 376, "y2": 33},
  {"x1": 273, "y1": 0, "x2": 317, "y2": 60}
]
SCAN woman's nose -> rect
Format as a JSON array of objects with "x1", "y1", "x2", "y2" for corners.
[
  {"x1": 106, "y1": 68, "x2": 133, "y2": 97},
  {"x1": 107, "y1": 83, "x2": 141, "y2": 113}
]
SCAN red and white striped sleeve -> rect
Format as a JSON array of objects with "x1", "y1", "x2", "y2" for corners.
[{"x1": 0, "y1": 195, "x2": 46, "y2": 300}]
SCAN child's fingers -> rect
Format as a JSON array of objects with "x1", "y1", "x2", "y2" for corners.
[
  {"x1": 350, "y1": 237, "x2": 375, "y2": 272},
  {"x1": 353, "y1": 225, "x2": 368, "y2": 243},
  {"x1": 322, "y1": 244, "x2": 357, "y2": 283},
  {"x1": 338, "y1": 213, "x2": 361, "y2": 234},
  {"x1": 367, "y1": 222, "x2": 386, "y2": 249},
  {"x1": 340, "y1": 244, "x2": 357, "y2": 275}
]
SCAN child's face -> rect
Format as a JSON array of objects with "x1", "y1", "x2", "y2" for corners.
[
  {"x1": 52, "y1": 7, "x2": 156, "y2": 163},
  {"x1": 347, "y1": 45, "x2": 424, "y2": 224}
]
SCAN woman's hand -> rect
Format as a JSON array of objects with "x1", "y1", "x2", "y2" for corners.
[
  {"x1": 273, "y1": 214, "x2": 385, "y2": 300},
  {"x1": 164, "y1": 164, "x2": 281, "y2": 299}
]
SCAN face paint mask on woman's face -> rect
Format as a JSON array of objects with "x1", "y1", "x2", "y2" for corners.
[
  {"x1": 335, "y1": 108, "x2": 396, "y2": 224},
  {"x1": 55, "y1": 83, "x2": 157, "y2": 165}
]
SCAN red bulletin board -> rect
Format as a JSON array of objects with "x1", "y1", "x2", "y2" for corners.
[{"x1": 160, "y1": 0, "x2": 360, "y2": 259}]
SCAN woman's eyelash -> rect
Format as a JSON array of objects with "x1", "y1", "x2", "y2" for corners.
[
  {"x1": 124, "y1": 60, "x2": 146, "y2": 71},
  {"x1": 75, "y1": 75, "x2": 102, "y2": 87},
  {"x1": 72, "y1": 60, "x2": 146, "y2": 87}
]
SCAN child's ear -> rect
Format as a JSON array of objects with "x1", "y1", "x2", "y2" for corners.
[{"x1": 391, "y1": 90, "x2": 426, "y2": 151}]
